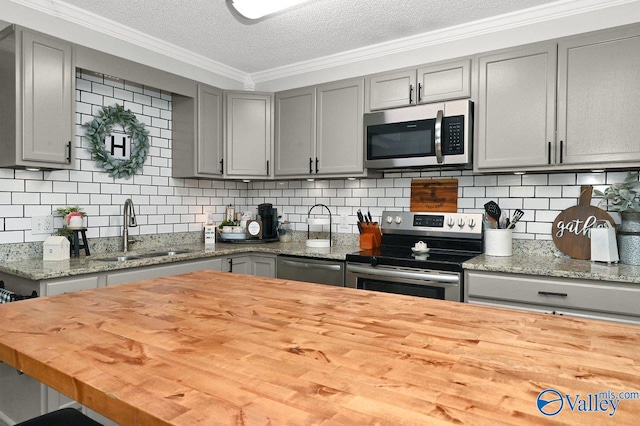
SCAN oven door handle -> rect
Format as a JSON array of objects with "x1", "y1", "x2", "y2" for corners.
[{"x1": 347, "y1": 265, "x2": 458, "y2": 284}]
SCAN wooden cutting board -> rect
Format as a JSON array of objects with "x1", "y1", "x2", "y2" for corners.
[
  {"x1": 552, "y1": 185, "x2": 615, "y2": 260},
  {"x1": 410, "y1": 178, "x2": 458, "y2": 212}
]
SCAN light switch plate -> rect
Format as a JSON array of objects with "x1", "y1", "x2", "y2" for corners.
[
  {"x1": 338, "y1": 214, "x2": 350, "y2": 233},
  {"x1": 32, "y1": 215, "x2": 54, "y2": 234}
]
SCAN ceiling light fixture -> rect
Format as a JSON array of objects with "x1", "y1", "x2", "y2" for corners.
[{"x1": 227, "y1": 0, "x2": 310, "y2": 21}]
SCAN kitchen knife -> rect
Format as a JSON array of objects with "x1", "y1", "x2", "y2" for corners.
[
  {"x1": 367, "y1": 211, "x2": 373, "y2": 224},
  {"x1": 357, "y1": 221, "x2": 363, "y2": 235},
  {"x1": 357, "y1": 209, "x2": 364, "y2": 223}
]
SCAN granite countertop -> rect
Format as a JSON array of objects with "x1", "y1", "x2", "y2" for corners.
[
  {"x1": 464, "y1": 253, "x2": 640, "y2": 284},
  {"x1": 0, "y1": 242, "x2": 359, "y2": 281}
]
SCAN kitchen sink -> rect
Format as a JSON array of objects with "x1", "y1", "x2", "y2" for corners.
[
  {"x1": 137, "y1": 250, "x2": 192, "y2": 258},
  {"x1": 95, "y1": 255, "x2": 141, "y2": 262},
  {"x1": 95, "y1": 249, "x2": 193, "y2": 262}
]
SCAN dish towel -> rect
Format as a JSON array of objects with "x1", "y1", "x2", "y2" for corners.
[{"x1": 0, "y1": 288, "x2": 16, "y2": 303}]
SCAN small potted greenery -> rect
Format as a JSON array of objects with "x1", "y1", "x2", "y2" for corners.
[
  {"x1": 595, "y1": 172, "x2": 640, "y2": 264},
  {"x1": 55, "y1": 206, "x2": 87, "y2": 229}
]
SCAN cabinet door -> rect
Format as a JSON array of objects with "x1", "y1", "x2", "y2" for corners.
[
  {"x1": 417, "y1": 59, "x2": 471, "y2": 104},
  {"x1": 316, "y1": 78, "x2": 364, "y2": 175},
  {"x1": 368, "y1": 70, "x2": 415, "y2": 110},
  {"x1": 45, "y1": 275, "x2": 99, "y2": 296},
  {"x1": 197, "y1": 85, "x2": 223, "y2": 176},
  {"x1": 22, "y1": 30, "x2": 74, "y2": 167},
  {"x1": 106, "y1": 258, "x2": 224, "y2": 286},
  {"x1": 274, "y1": 87, "x2": 315, "y2": 176},
  {"x1": 475, "y1": 43, "x2": 557, "y2": 172},
  {"x1": 225, "y1": 255, "x2": 251, "y2": 275},
  {"x1": 251, "y1": 255, "x2": 276, "y2": 278},
  {"x1": 225, "y1": 92, "x2": 273, "y2": 178},
  {"x1": 557, "y1": 26, "x2": 640, "y2": 166}
]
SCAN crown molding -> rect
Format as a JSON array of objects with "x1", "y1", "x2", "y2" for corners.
[
  {"x1": 250, "y1": 0, "x2": 638, "y2": 84},
  {"x1": 8, "y1": 0, "x2": 638, "y2": 88},
  {"x1": 8, "y1": 0, "x2": 248, "y2": 84}
]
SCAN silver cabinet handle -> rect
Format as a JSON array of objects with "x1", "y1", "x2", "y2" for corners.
[
  {"x1": 281, "y1": 259, "x2": 341, "y2": 271},
  {"x1": 538, "y1": 291, "x2": 568, "y2": 297},
  {"x1": 347, "y1": 265, "x2": 458, "y2": 284},
  {"x1": 435, "y1": 109, "x2": 443, "y2": 164}
]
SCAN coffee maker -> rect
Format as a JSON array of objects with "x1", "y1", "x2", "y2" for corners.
[{"x1": 258, "y1": 203, "x2": 278, "y2": 240}]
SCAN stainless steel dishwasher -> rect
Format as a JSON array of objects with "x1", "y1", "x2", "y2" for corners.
[{"x1": 276, "y1": 255, "x2": 345, "y2": 287}]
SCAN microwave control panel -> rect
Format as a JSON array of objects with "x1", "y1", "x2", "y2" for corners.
[{"x1": 442, "y1": 115, "x2": 464, "y2": 155}]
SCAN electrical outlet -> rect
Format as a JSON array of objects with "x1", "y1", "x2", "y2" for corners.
[
  {"x1": 338, "y1": 214, "x2": 350, "y2": 233},
  {"x1": 32, "y1": 215, "x2": 54, "y2": 235}
]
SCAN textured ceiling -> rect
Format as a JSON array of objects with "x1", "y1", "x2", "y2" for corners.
[{"x1": 58, "y1": 0, "x2": 560, "y2": 73}]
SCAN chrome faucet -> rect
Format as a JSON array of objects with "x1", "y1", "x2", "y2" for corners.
[{"x1": 122, "y1": 198, "x2": 138, "y2": 252}]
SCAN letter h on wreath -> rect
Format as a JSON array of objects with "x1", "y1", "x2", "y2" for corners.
[{"x1": 105, "y1": 130, "x2": 132, "y2": 160}]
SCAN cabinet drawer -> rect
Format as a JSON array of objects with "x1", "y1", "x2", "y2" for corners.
[
  {"x1": 46, "y1": 276, "x2": 99, "y2": 296},
  {"x1": 467, "y1": 272, "x2": 640, "y2": 317}
]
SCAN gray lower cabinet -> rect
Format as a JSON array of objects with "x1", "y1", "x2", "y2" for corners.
[
  {"x1": 366, "y1": 58, "x2": 471, "y2": 111},
  {"x1": 105, "y1": 258, "x2": 224, "y2": 286},
  {"x1": 224, "y1": 91, "x2": 273, "y2": 179},
  {"x1": 172, "y1": 84, "x2": 224, "y2": 178},
  {"x1": 275, "y1": 78, "x2": 374, "y2": 179},
  {"x1": 0, "y1": 25, "x2": 74, "y2": 169},
  {"x1": 222, "y1": 254, "x2": 276, "y2": 277},
  {"x1": 475, "y1": 24, "x2": 640, "y2": 173},
  {"x1": 465, "y1": 270, "x2": 640, "y2": 325}
]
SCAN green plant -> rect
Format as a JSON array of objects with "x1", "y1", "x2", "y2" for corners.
[
  {"x1": 56, "y1": 227, "x2": 74, "y2": 243},
  {"x1": 218, "y1": 220, "x2": 234, "y2": 228},
  {"x1": 594, "y1": 172, "x2": 640, "y2": 212},
  {"x1": 55, "y1": 206, "x2": 86, "y2": 217}
]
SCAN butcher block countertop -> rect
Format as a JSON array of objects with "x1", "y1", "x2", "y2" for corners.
[{"x1": 1, "y1": 271, "x2": 639, "y2": 425}]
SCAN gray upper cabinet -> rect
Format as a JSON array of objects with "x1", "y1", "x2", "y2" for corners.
[
  {"x1": 557, "y1": 25, "x2": 640, "y2": 167},
  {"x1": 275, "y1": 87, "x2": 315, "y2": 176},
  {"x1": 475, "y1": 43, "x2": 557, "y2": 171},
  {"x1": 224, "y1": 91, "x2": 273, "y2": 179},
  {"x1": 367, "y1": 58, "x2": 471, "y2": 111},
  {"x1": 476, "y1": 24, "x2": 640, "y2": 173},
  {"x1": 368, "y1": 69, "x2": 416, "y2": 111},
  {"x1": 316, "y1": 79, "x2": 365, "y2": 176},
  {"x1": 172, "y1": 84, "x2": 223, "y2": 178},
  {"x1": 417, "y1": 59, "x2": 471, "y2": 104},
  {"x1": 275, "y1": 78, "x2": 372, "y2": 179},
  {"x1": 0, "y1": 26, "x2": 74, "y2": 169}
]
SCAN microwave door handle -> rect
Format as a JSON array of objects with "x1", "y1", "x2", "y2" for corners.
[{"x1": 435, "y1": 109, "x2": 444, "y2": 164}]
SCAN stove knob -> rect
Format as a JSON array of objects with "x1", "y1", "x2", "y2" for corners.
[
  {"x1": 447, "y1": 217, "x2": 455, "y2": 227},
  {"x1": 468, "y1": 218, "x2": 476, "y2": 228},
  {"x1": 458, "y1": 218, "x2": 465, "y2": 228},
  {"x1": 395, "y1": 216, "x2": 402, "y2": 224},
  {"x1": 371, "y1": 256, "x2": 378, "y2": 267}
]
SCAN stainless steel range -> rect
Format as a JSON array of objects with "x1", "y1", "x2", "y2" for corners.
[{"x1": 346, "y1": 211, "x2": 484, "y2": 302}]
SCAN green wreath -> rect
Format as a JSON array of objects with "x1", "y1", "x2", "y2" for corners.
[{"x1": 84, "y1": 104, "x2": 150, "y2": 179}]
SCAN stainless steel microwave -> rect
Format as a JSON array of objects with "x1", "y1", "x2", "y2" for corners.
[{"x1": 364, "y1": 99, "x2": 473, "y2": 170}]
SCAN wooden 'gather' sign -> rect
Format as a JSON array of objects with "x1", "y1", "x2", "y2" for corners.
[{"x1": 552, "y1": 185, "x2": 615, "y2": 260}]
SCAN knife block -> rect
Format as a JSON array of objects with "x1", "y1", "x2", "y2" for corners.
[{"x1": 360, "y1": 223, "x2": 381, "y2": 250}]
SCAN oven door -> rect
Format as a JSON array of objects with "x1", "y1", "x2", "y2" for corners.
[{"x1": 345, "y1": 263, "x2": 461, "y2": 302}]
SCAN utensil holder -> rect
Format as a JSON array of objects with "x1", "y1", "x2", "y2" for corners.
[
  {"x1": 484, "y1": 229, "x2": 512, "y2": 256},
  {"x1": 360, "y1": 223, "x2": 381, "y2": 250}
]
